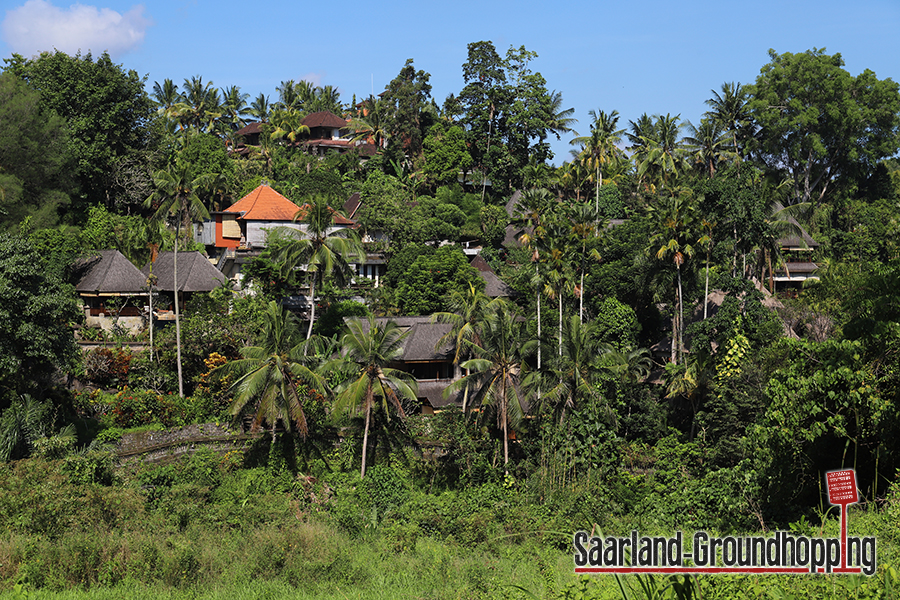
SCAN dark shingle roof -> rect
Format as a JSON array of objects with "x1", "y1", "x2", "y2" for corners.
[
  {"x1": 75, "y1": 250, "x2": 147, "y2": 294},
  {"x1": 302, "y1": 111, "x2": 348, "y2": 129},
  {"x1": 141, "y1": 251, "x2": 227, "y2": 292},
  {"x1": 470, "y1": 255, "x2": 515, "y2": 298}
]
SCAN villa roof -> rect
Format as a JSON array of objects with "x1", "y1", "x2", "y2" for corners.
[
  {"x1": 224, "y1": 184, "x2": 300, "y2": 221},
  {"x1": 302, "y1": 111, "x2": 348, "y2": 129},
  {"x1": 141, "y1": 251, "x2": 227, "y2": 292},
  {"x1": 470, "y1": 255, "x2": 516, "y2": 298},
  {"x1": 235, "y1": 122, "x2": 264, "y2": 136},
  {"x1": 74, "y1": 250, "x2": 147, "y2": 295}
]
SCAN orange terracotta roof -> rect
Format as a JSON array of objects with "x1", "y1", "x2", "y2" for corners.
[{"x1": 224, "y1": 184, "x2": 300, "y2": 221}]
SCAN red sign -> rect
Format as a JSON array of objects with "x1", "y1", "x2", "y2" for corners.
[{"x1": 826, "y1": 469, "x2": 859, "y2": 505}]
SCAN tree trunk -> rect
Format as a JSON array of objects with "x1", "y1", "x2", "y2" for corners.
[
  {"x1": 677, "y1": 265, "x2": 684, "y2": 365},
  {"x1": 703, "y1": 248, "x2": 710, "y2": 320},
  {"x1": 579, "y1": 269, "x2": 584, "y2": 325},
  {"x1": 502, "y1": 380, "x2": 509, "y2": 474},
  {"x1": 174, "y1": 238, "x2": 184, "y2": 397},
  {"x1": 361, "y1": 396, "x2": 371, "y2": 479},
  {"x1": 306, "y1": 277, "x2": 317, "y2": 339}
]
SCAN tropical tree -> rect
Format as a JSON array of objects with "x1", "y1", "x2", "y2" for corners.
[
  {"x1": 249, "y1": 93, "x2": 271, "y2": 122},
  {"x1": 570, "y1": 109, "x2": 625, "y2": 211},
  {"x1": 635, "y1": 114, "x2": 686, "y2": 191},
  {"x1": 705, "y1": 81, "x2": 752, "y2": 157},
  {"x1": 274, "y1": 195, "x2": 364, "y2": 339},
  {"x1": 682, "y1": 118, "x2": 736, "y2": 179},
  {"x1": 542, "y1": 316, "x2": 610, "y2": 425},
  {"x1": 152, "y1": 78, "x2": 181, "y2": 119},
  {"x1": 648, "y1": 190, "x2": 699, "y2": 364},
  {"x1": 513, "y1": 187, "x2": 556, "y2": 380},
  {"x1": 447, "y1": 301, "x2": 532, "y2": 472},
  {"x1": 329, "y1": 316, "x2": 418, "y2": 478},
  {"x1": 212, "y1": 301, "x2": 326, "y2": 442},
  {"x1": 567, "y1": 202, "x2": 604, "y2": 323},
  {"x1": 431, "y1": 283, "x2": 502, "y2": 412},
  {"x1": 219, "y1": 85, "x2": 250, "y2": 132},
  {"x1": 145, "y1": 163, "x2": 212, "y2": 396}
]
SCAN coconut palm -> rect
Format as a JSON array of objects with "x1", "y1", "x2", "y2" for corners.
[
  {"x1": 546, "y1": 90, "x2": 577, "y2": 140},
  {"x1": 513, "y1": 188, "x2": 556, "y2": 381},
  {"x1": 570, "y1": 109, "x2": 625, "y2": 212},
  {"x1": 682, "y1": 118, "x2": 736, "y2": 179},
  {"x1": 431, "y1": 283, "x2": 502, "y2": 413},
  {"x1": 705, "y1": 82, "x2": 752, "y2": 157},
  {"x1": 212, "y1": 301, "x2": 326, "y2": 442},
  {"x1": 145, "y1": 164, "x2": 212, "y2": 396},
  {"x1": 274, "y1": 195, "x2": 364, "y2": 339},
  {"x1": 541, "y1": 316, "x2": 611, "y2": 425},
  {"x1": 249, "y1": 93, "x2": 271, "y2": 123},
  {"x1": 446, "y1": 301, "x2": 533, "y2": 471},
  {"x1": 648, "y1": 190, "x2": 699, "y2": 365},
  {"x1": 219, "y1": 85, "x2": 250, "y2": 132},
  {"x1": 636, "y1": 114, "x2": 687, "y2": 191},
  {"x1": 151, "y1": 78, "x2": 181, "y2": 120},
  {"x1": 267, "y1": 108, "x2": 310, "y2": 146},
  {"x1": 329, "y1": 316, "x2": 418, "y2": 478}
]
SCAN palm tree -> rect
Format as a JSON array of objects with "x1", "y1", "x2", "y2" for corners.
[
  {"x1": 276, "y1": 79, "x2": 302, "y2": 111},
  {"x1": 705, "y1": 82, "x2": 751, "y2": 157},
  {"x1": 329, "y1": 316, "x2": 418, "y2": 478},
  {"x1": 431, "y1": 283, "x2": 502, "y2": 413},
  {"x1": 267, "y1": 108, "x2": 310, "y2": 146},
  {"x1": 513, "y1": 188, "x2": 555, "y2": 383},
  {"x1": 176, "y1": 76, "x2": 221, "y2": 132},
  {"x1": 446, "y1": 302, "x2": 532, "y2": 472},
  {"x1": 682, "y1": 118, "x2": 736, "y2": 179},
  {"x1": 347, "y1": 96, "x2": 388, "y2": 149},
  {"x1": 274, "y1": 195, "x2": 364, "y2": 339},
  {"x1": 546, "y1": 90, "x2": 577, "y2": 140},
  {"x1": 636, "y1": 114, "x2": 686, "y2": 191},
  {"x1": 145, "y1": 163, "x2": 212, "y2": 396},
  {"x1": 219, "y1": 85, "x2": 250, "y2": 132},
  {"x1": 212, "y1": 301, "x2": 326, "y2": 442},
  {"x1": 570, "y1": 109, "x2": 625, "y2": 212},
  {"x1": 567, "y1": 202, "x2": 604, "y2": 323},
  {"x1": 152, "y1": 78, "x2": 181, "y2": 120},
  {"x1": 542, "y1": 316, "x2": 611, "y2": 425},
  {"x1": 648, "y1": 190, "x2": 698, "y2": 365},
  {"x1": 249, "y1": 93, "x2": 271, "y2": 123}
]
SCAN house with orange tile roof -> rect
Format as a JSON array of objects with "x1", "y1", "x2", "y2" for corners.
[{"x1": 205, "y1": 183, "x2": 355, "y2": 251}]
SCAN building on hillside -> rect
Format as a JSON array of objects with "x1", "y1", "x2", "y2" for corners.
[
  {"x1": 352, "y1": 316, "x2": 464, "y2": 415},
  {"x1": 74, "y1": 250, "x2": 149, "y2": 332},
  {"x1": 302, "y1": 111, "x2": 377, "y2": 157},
  {"x1": 141, "y1": 251, "x2": 227, "y2": 320},
  {"x1": 770, "y1": 226, "x2": 820, "y2": 296}
]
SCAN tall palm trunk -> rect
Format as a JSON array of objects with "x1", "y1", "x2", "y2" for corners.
[
  {"x1": 676, "y1": 264, "x2": 684, "y2": 364},
  {"x1": 174, "y1": 232, "x2": 184, "y2": 397},
  {"x1": 361, "y1": 392, "x2": 372, "y2": 478},
  {"x1": 306, "y1": 277, "x2": 317, "y2": 339},
  {"x1": 501, "y1": 379, "x2": 509, "y2": 474}
]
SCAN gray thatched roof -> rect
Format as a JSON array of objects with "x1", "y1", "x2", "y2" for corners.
[
  {"x1": 356, "y1": 316, "x2": 454, "y2": 361},
  {"x1": 470, "y1": 255, "x2": 516, "y2": 298},
  {"x1": 142, "y1": 251, "x2": 227, "y2": 292},
  {"x1": 418, "y1": 380, "x2": 463, "y2": 409},
  {"x1": 75, "y1": 250, "x2": 147, "y2": 294}
]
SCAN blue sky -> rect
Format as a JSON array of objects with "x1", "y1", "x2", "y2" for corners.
[{"x1": 2, "y1": 0, "x2": 899, "y2": 166}]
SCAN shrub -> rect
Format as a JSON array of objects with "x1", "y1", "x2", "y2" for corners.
[{"x1": 84, "y1": 347, "x2": 133, "y2": 388}]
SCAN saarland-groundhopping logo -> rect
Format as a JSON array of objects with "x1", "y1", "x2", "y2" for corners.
[{"x1": 573, "y1": 469, "x2": 876, "y2": 576}]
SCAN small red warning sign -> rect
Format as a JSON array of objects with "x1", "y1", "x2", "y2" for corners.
[{"x1": 826, "y1": 469, "x2": 859, "y2": 505}]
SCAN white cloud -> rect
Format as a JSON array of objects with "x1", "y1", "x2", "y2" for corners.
[{"x1": 2, "y1": 0, "x2": 150, "y2": 58}]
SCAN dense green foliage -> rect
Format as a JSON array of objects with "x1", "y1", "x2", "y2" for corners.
[{"x1": 2, "y1": 41, "x2": 900, "y2": 598}]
